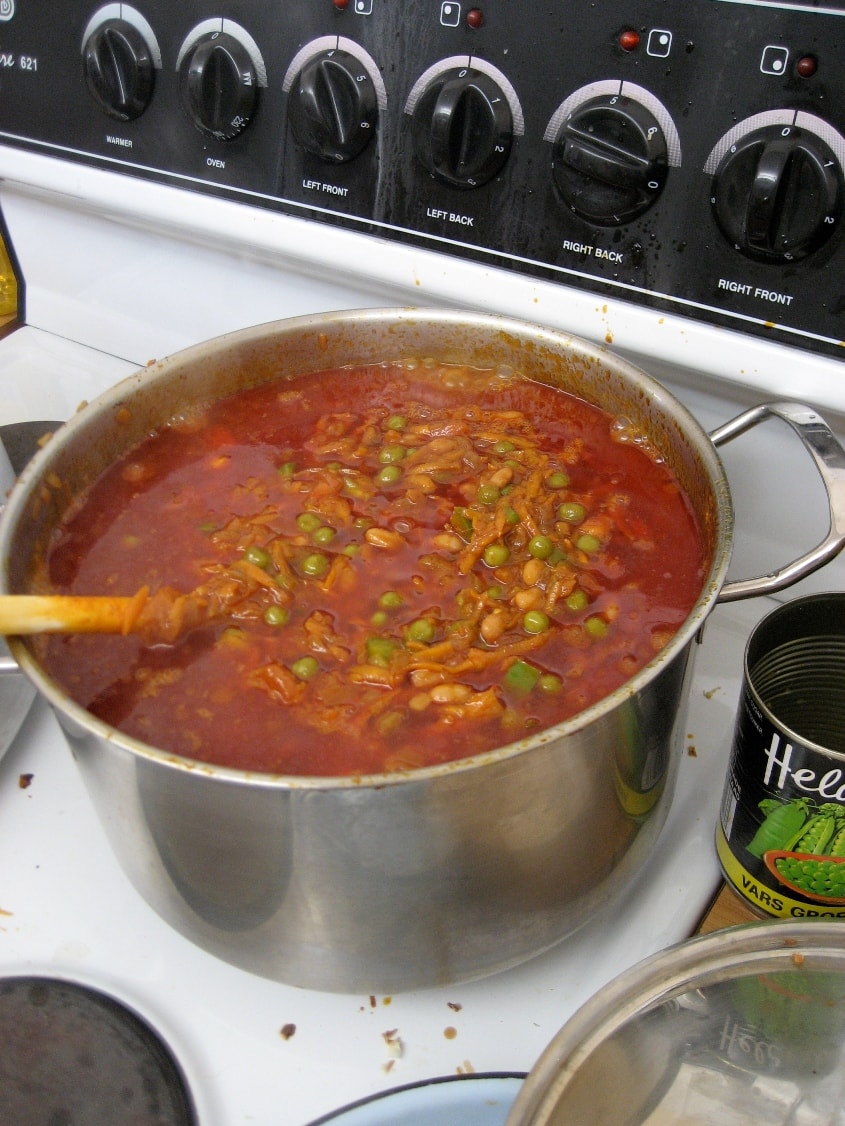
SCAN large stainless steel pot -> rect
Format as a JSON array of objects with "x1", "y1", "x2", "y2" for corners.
[{"x1": 2, "y1": 309, "x2": 844, "y2": 993}]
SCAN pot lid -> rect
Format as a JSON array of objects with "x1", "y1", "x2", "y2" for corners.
[{"x1": 507, "y1": 919, "x2": 845, "y2": 1126}]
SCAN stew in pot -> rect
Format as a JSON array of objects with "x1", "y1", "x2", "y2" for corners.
[{"x1": 34, "y1": 361, "x2": 708, "y2": 776}]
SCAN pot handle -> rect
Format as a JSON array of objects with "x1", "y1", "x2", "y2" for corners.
[{"x1": 712, "y1": 401, "x2": 845, "y2": 603}]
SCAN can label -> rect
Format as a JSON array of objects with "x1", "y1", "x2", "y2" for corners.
[{"x1": 718, "y1": 680, "x2": 845, "y2": 919}]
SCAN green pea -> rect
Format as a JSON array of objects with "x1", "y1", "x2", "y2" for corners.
[
  {"x1": 264, "y1": 605, "x2": 289, "y2": 627},
  {"x1": 487, "y1": 584, "x2": 505, "y2": 600},
  {"x1": 523, "y1": 610, "x2": 551, "y2": 635},
  {"x1": 379, "y1": 591, "x2": 404, "y2": 610},
  {"x1": 370, "y1": 610, "x2": 388, "y2": 628},
  {"x1": 565, "y1": 588, "x2": 589, "y2": 612},
  {"x1": 379, "y1": 444, "x2": 406, "y2": 464},
  {"x1": 547, "y1": 471, "x2": 570, "y2": 489},
  {"x1": 584, "y1": 615, "x2": 608, "y2": 639},
  {"x1": 477, "y1": 484, "x2": 500, "y2": 505},
  {"x1": 366, "y1": 637, "x2": 399, "y2": 667},
  {"x1": 377, "y1": 464, "x2": 402, "y2": 485},
  {"x1": 483, "y1": 543, "x2": 510, "y2": 568},
  {"x1": 504, "y1": 659, "x2": 541, "y2": 694},
  {"x1": 505, "y1": 506, "x2": 520, "y2": 525},
  {"x1": 302, "y1": 553, "x2": 330, "y2": 577},
  {"x1": 386, "y1": 415, "x2": 407, "y2": 431},
  {"x1": 296, "y1": 512, "x2": 322, "y2": 533},
  {"x1": 342, "y1": 544, "x2": 360, "y2": 558},
  {"x1": 244, "y1": 545, "x2": 271, "y2": 569},
  {"x1": 528, "y1": 535, "x2": 554, "y2": 560},
  {"x1": 576, "y1": 533, "x2": 601, "y2": 554},
  {"x1": 313, "y1": 525, "x2": 336, "y2": 546},
  {"x1": 291, "y1": 656, "x2": 319, "y2": 680},
  {"x1": 493, "y1": 439, "x2": 515, "y2": 454},
  {"x1": 558, "y1": 502, "x2": 586, "y2": 524},
  {"x1": 278, "y1": 461, "x2": 296, "y2": 478},
  {"x1": 406, "y1": 618, "x2": 436, "y2": 643},
  {"x1": 538, "y1": 673, "x2": 562, "y2": 693}
]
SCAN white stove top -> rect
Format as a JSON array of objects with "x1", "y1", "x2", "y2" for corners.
[{"x1": 1, "y1": 161, "x2": 844, "y2": 1122}]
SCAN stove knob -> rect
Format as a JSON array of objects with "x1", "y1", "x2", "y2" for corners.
[
  {"x1": 711, "y1": 125, "x2": 844, "y2": 261},
  {"x1": 179, "y1": 31, "x2": 258, "y2": 141},
  {"x1": 412, "y1": 67, "x2": 513, "y2": 189},
  {"x1": 288, "y1": 49, "x2": 378, "y2": 163},
  {"x1": 82, "y1": 18, "x2": 155, "y2": 121},
  {"x1": 552, "y1": 94, "x2": 668, "y2": 223}
]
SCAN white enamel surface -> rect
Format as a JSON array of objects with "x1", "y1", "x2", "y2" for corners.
[{"x1": 1, "y1": 138, "x2": 845, "y2": 1125}]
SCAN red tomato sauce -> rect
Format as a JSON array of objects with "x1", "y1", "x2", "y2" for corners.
[{"x1": 36, "y1": 363, "x2": 709, "y2": 776}]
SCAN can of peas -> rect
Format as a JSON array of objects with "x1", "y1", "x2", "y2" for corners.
[{"x1": 717, "y1": 593, "x2": 845, "y2": 919}]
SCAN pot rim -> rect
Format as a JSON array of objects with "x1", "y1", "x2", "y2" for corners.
[
  {"x1": 507, "y1": 918, "x2": 845, "y2": 1126},
  {"x1": 0, "y1": 307, "x2": 734, "y2": 791}
]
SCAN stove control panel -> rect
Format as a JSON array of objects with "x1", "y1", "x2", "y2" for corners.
[{"x1": 1, "y1": 0, "x2": 845, "y2": 357}]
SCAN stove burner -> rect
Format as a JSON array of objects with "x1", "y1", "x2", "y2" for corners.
[{"x1": 0, "y1": 976, "x2": 197, "y2": 1125}]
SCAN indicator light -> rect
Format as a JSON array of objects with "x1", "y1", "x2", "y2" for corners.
[
  {"x1": 619, "y1": 28, "x2": 640, "y2": 52},
  {"x1": 796, "y1": 55, "x2": 818, "y2": 78},
  {"x1": 467, "y1": 8, "x2": 484, "y2": 28},
  {"x1": 333, "y1": 0, "x2": 349, "y2": 9}
]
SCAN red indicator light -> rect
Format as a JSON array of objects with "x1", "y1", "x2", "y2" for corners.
[
  {"x1": 619, "y1": 29, "x2": 640, "y2": 52},
  {"x1": 333, "y1": 0, "x2": 349, "y2": 9},
  {"x1": 467, "y1": 8, "x2": 484, "y2": 28},
  {"x1": 796, "y1": 55, "x2": 818, "y2": 78}
]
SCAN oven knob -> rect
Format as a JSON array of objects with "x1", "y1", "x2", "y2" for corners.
[
  {"x1": 411, "y1": 67, "x2": 513, "y2": 189},
  {"x1": 551, "y1": 95, "x2": 668, "y2": 223},
  {"x1": 82, "y1": 19, "x2": 155, "y2": 121},
  {"x1": 711, "y1": 125, "x2": 844, "y2": 261},
  {"x1": 179, "y1": 31, "x2": 258, "y2": 141},
  {"x1": 288, "y1": 49, "x2": 378, "y2": 163}
]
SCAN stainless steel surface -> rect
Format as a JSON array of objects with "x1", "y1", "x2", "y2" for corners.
[
  {"x1": 0, "y1": 428, "x2": 34, "y2": 761},
  {"x1": 507, "y1": 920, "x2": 845, "y2": 1126},
  {"x1": 0, "y1": 307, "x2": 735, "y2": 994},
  {"x1": 712, "y1": 403, "x2": 845, "y2": 603}
]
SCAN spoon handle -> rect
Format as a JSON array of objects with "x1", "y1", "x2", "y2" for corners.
[{"x1": 0, "y1": 594, "x2": 141, "y2": 635}]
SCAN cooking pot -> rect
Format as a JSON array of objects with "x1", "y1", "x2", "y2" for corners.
[
  {"x1": 2, "y1": 309, "x2": 844, "y2": 994},
  {"x1": 0, "y1": 427, "x2": 36, "y2": 762}
]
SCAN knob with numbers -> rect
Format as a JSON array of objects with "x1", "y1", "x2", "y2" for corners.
[
  {"x1": 711, "y1": 124, "x2": 844, "y2": 262},
  {"x1": 288, "y1": 49, "x2": 378, "y2": 163},
  {"x1": 552, "y1": 94, "x2": 669, "y2": 224},
  {"x1": 411, "y1": 67, "x2": 513, "y2": 189},
  {"x1": 179, "y1": 31, "x2": 259, "y2": 142},
  {"x1": 82, "y1": 18, "x2": 155, "y2": 121}
]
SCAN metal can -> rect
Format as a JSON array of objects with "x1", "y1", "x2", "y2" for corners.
[{"x1": 717, "y1": 592, "x2": 845, "y2": 919}]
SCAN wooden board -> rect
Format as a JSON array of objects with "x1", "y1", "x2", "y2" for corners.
[{"x1": 696, "y1": 883, "x2": 761, "y2": 934}]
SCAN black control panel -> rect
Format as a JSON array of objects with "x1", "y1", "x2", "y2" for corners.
[{"x1": 1, "y1": 0, "x2": 845, "y2": 357}]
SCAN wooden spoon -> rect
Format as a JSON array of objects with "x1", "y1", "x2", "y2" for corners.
[
  {"x1": 0, "y1": 561, "x2": 283, "y2": 642},
  {"x1": 0, "y1": 591, "x2": 152, "y2": 636}
]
